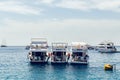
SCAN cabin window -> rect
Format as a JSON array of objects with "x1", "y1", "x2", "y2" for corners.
[
  {"x1": 73, "y1": 52, "x2": 83, "y2": 56},
  {"x1": 99, "y1": 46, "x2": 105, "y2": 48},
  {"x1": 107, "y1": 47, "x2": 113, "y2": 49},
  {"x1": 32, "y1": 52, "x2": 46, "y2": 61},
  {"x1": 53, "y1": 52, "x2": 66, "y2": 56},
  {"x1": 32, "y1": 52, "x2": 46, "y2": 56}
]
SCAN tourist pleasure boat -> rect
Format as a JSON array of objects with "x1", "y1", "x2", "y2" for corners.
[
  {"x1": 70, "y1": 42, "x2": 89, "y2": 65},
  {"x1": 27, "y1": 38, "x2": 49, "y2": 64},
  {"x1": 50, "y1": 42, "x2": 69, "y2": 64},
  {"x1": 96, "y1": 41, "x2": 117, "y2": 53}
]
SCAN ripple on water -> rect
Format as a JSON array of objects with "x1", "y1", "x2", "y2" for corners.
[{"x1": 0, "y1": 46, "x2": 120, "y2": 80}]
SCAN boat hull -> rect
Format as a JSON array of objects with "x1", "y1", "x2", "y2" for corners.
[
  {"x1": 70, "y1": 61, "x2": 88, "y2": 65},
  {"x1": 30, "y1": 61, "x2": 48, "y2": 64},
  {"x1": 51, "y1": 61, "x2": 68, "y2": 65},
  {"x1": 1, "y1": 45, "x2": 7, "y2": 47},
  {"x1": 98, "y1": 49, "x2": 116, "y2": 53}
]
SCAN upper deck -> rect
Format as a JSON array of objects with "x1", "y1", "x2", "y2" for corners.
[
  {"x1": 99, "y1": 41, "x2": 115, "y2": 47},
  {"x1": 52, "y1": 42, "x2": 68, "y2": 52},
  {"x1": 30, "y1": 38, "x2": 48, "y2": 51},
  {"x1": 71, "y1": 42, "x2": 88, "y2": 52}
]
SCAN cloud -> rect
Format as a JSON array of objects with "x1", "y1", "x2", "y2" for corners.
[
  {"x1": 40, "y1": 0, "x2": 54, "y2": 4},
  {"x1": 55, "y1": 0, "x2": 120, "y2": 12},
  {"x1": 1, "y1": 0, "x2": 120, "y2": 15},
  {"x1": 35, "y1": 0, "x2": 55, "y2": 6},
  {"x1": 95, "y1": 1, "x2": 120, "y2": 12},
  {"x1": 3, "y1": 18, "x2": 120, "y2": 35},
  {"x1": 0, "y1": 1, "x2": 42, "y2": 15},
  {"x1": 1, "y1": 18, "x2": 120, "y2": 45},
  {"x1": 56, "y1": 0, "x2": 91, "y2": 11}
]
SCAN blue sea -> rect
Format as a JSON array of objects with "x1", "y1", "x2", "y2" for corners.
[{"x1": 0, "y1": 46, "x2": 120, "y2": 80}]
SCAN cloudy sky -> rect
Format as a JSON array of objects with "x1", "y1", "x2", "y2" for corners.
[{"x1": 0, "y1": 0, "x2": 120, "y2": 46}]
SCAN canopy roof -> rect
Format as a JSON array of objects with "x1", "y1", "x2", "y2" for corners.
[
  {"x1": 71, "y1": 42, "x2": 88, "y2": 49},
  {"x1": 99, "y1": 41, "x2": 114, "y2": 45},
  {"x1": 52, "y1": 42, "x2": 68, "y2": 49},
  {"x1": 31, "y1": 38, "x2": 47, "y2": 44},
  {"x1": 71, "y1": 42, "x2": 88, "y2": 46}
]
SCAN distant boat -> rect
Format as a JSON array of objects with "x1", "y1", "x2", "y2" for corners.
[
  {"x1": 96, "y1": 41, "x2": 117, "y2": 53},
  {"x1": 1, "y1": 40, "x2": 7, "y2": 47},
  {"x1": 1, "y1": 45, "x2": 7, "y2": 47},
  {"x1": 25, "y1": 45, "x2": 30, "y2": 50}
]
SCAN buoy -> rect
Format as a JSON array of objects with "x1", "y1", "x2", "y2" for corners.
[{"x1": 104, "y1": 64, "x2": 113, "y2": 71}]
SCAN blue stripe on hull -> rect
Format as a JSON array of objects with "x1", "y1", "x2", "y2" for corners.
[
  {"x1": 51, "y1": 62, "x2": 68, "y2": 65},
  {"x1": 30, "y1": 61, "x2": 48, "y2": 64}
]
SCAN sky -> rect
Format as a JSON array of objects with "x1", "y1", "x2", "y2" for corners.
[{"x1": 0, "y1": 0, "x2": 120, "y2": 46}]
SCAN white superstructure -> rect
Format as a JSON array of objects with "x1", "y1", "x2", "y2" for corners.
[
  {"x1": 70, "y1": 42, "x2": 89, "y2": 65},
  {"x1": 97, "y1": 41, "x2": 117, "y2": 53},
  {"x1": 28, "y1": 38, "x2": 49, "y2": 63}
]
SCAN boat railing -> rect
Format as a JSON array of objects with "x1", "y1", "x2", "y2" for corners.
[
  {"x1": 31, "y1": 38, "x2": 47, "y2": 42},
  {"x1": 30, "y1": 45, "x2": 48, "y2": 49},
  {"x1": 52, "y1": 42, "x2": 68, "y2": 51},
  {"x1": 72, "y1": 48, "x2": 87, "y2": 52},
  {"x1": 30, "y1": 38, "x2": 48, "y2": 49}
]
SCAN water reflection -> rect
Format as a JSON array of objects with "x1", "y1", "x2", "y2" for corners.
[
  {"x1": 67, "y1": 65, "x2": 89, "y2": 80},
  {"x1": 28, "y1": 63, "x2": 89, "y2": 80}
]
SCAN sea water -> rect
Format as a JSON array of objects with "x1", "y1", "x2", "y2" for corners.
[{"x1": 0, "y1": 46, "x2": 120, "y2": 80}]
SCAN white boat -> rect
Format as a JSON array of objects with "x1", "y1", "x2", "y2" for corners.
[
  {"x1": 1, "y1": 39, "x2": 7, "y2": 47},
  {"x1": 96, "y1": 41, "x2": 117, "y2": 53},
  {"x1": 27, "y1": 38, "x2": 49, "y2": 64},
  {"x1": 50, "y1": 42, "x2": 68, "y2": 64},
  {"x1": 70, "y1": 42, "x2": 89, "y2": 65}
]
